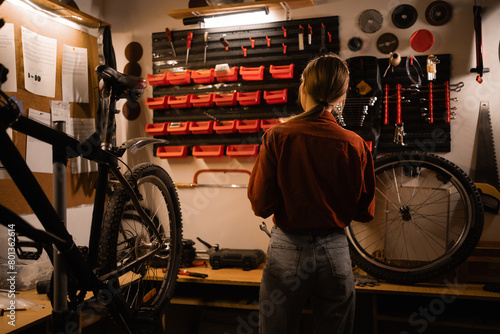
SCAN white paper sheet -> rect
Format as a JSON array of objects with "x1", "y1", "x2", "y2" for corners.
[
  {"x1": 0, "y1": 23, "x2": 17, "y2": 92},
  {"x1": 50, "y1": 100, "x2": 71, "y2": 123},
  {"x1": 62, "y1": 45, "x2": 89, "y2": 103},
  {"x1": 22, "y1": 27, "x2": 57, "y2": 98},
  {"x1": 67, "y1": 118, "x2": 97, "y2": 174},
  {"x1": 26, "y1": 109, "x2": 52, "y2": 173}
]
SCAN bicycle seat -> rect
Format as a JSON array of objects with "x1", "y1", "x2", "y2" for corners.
[{"x1": 95, "y1": 64, "x2": 146, "y2": 94}]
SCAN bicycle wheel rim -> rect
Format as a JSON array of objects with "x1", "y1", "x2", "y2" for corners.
[
  {"x1": 115, "y1": 174, "x2": 174, "y2": 311},
  {"x1": 347, "y1": 152, "x2": 483, "y2": 283}
]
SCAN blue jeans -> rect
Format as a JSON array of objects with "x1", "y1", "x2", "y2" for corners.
[{"x1": 259, "y1": 225, "x2": 355, "y2": 334}]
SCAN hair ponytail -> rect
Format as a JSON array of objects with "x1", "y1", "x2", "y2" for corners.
[{"x1": 290, "y1": 53, "x2": 349, "y2": 122}]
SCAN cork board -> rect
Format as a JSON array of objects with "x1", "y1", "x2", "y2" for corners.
[{"x1": 0, "y1": 2, "x2": 102, "y2": 214}]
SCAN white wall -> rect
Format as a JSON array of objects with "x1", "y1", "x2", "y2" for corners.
[{"x1": 81, "y1": 0, "x2": 500, "y2": 250}]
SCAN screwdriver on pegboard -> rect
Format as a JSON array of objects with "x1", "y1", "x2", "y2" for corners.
[
  {"x1": 185, "y1": 31, "x2": 193, "y2": 66},
  {"x1": 165, "y1": 28, "x2": 176, "y2": 58}
]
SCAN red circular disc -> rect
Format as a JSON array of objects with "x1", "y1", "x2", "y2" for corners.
[{"x1": 410, "y1": 29, "x2": 435, "y2": 52}]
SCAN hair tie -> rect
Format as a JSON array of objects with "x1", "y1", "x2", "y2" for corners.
[{"x1": 319, "y1": 100, "x2": 329, "y2": 107}]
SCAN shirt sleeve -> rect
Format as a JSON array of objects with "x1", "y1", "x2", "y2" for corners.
[
  {"x1": 354, "y1": 146, "x2": 376, "y2": 222},
  {"x1": 247, "y1": 131, "x2": 281, "y2": 218}
]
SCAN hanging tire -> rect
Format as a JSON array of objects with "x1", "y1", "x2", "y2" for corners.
[{"x1": 346, "y1": 152, "x2": 484, "y2": 284}]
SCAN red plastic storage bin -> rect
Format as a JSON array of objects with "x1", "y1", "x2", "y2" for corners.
[
  {"x1": 215, "y1": 66, "x2": 238, "y2": 82},
  {"x1": 226, "y1": 145, "x2": 259, "y2": 157},
  {"x1": 237, "y1": 91, "x2": 261, "y2": 106},
  {"x1": 191, "y1": 68, "x2": 215, "y2": 84},
  {"x1": 145, "y1": 96, "x2": 169, "y2": 109},
  {"x1": 166, "y1": 71, "x2": 191, "y2": 85},
  {"x1": 192, "y1": 145, "x2": 225, "y2": 158},
  {"x1": 239, "y1": 66, "x2": 264, "y2": 81},
  {"x1": 264, "y1": 89, "x2": 288, "y2": 104},
  {"x1": 191, "y1": 93, "x2": 215, "y2": 108},
  {"x1": 168, "y1": 95, "x2": 192, "y2": 108},
  {"x1": 156, "y1": 146, "x2": 188, "y2": 159},
  {"x1": 213, "y1": 120, "x2": 237, "y2": 134},
  {"x1": 269, "y1": 64, "x2": 294, "y2": 79},
  {"x1": 146, "y1": 72, "x2": 169, "y2": 86},
  {"x1": 213, "y1": 92, "x2": 237, "y2": 106},
  {"x1": 167, "y1": 121, "x2": 191, "y2": 135},
  {"x1": 260, "y1": 118, "x2": 282, "y2": 131},
  {"x1": 236, "y1": 119, "x2": 260, "y2": 133},
  {"x1": 145, "y1": 123, "x2": 169, "y2": 136},
  {"x1": 189, "y1": 120, "x2": 214, "y2": 134}
]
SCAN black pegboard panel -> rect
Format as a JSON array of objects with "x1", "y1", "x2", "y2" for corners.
[
  {"x1": 149, "y1": 16, "x2": 339, "y2": 155},
  {"x1": 377, "y1": 54, "x2": 452, "y2": 152}
]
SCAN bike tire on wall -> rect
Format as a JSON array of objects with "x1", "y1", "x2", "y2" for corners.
[{"x1": 347, "y1": 152, "x2": 484, "y2": 284}]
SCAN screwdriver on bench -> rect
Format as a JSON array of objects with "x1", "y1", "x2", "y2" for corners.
[
  {"x1": 185, "y1": 31, "x2": 193, "y2": 67},
  {"x1": 165, "y1": 28, "x2": 176, "y2": 58}
]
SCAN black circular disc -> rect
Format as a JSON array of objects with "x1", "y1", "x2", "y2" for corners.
[
  {"x1": 376, "y1": 33, "x2": 399, "y2": 54},
  {"x1": 392, "y1": 4, "x2": 418, "y2": 29},
  {"x1": 348, "y1": 37, "x2": 363, "y2": 51},
  {"x1": 426, "y1": 1, "x2": 453, "y2": 26},
  {"x1": 122, "y1": 100, "x2": 141, "y2": 121},
  {"x1": 359, "y1": 9, "x2": 383, "y2": 34}
]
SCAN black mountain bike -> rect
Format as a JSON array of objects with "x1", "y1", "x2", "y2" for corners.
[{"x1": 0, "y1": 62, "x2": 182, "y2": 333}]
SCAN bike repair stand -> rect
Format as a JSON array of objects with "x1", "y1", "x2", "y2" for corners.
[{"x1": 51, "y1": 120, "x2": 70, "y2": 333}]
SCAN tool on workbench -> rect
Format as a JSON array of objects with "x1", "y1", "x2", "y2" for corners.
[
  {"x1": 203, "y1": 31, "x2": 208, "y2": 65},
  {"x1": 165, "y1": 28, "x2": 177, "y2": 58},
  {"x1": 197, "y1": 237, "x2": 265, "y2": 271},
  {"x1": 473, "y1": 101, "x2": 500, "y2": 214},
  {"x1": 185, "y1": 31, "x2": 193, "y2": 66},
  {"x1": 178, "y1": 269, "x2": 208, "y2": 278}
]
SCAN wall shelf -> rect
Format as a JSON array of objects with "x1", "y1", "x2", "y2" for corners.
[
  {"x1": 166, "y1": 0, "x2": 314, "y2": 20},
  {"x1": 11, "y1": 0, "x2": 109, "y2": 28}
]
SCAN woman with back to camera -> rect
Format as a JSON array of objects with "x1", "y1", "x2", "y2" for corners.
[{"x1": 248, "y1": 53, "x2": 376, "y2": 334}]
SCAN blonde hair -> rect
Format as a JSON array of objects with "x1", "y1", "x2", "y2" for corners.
[{"x1": 292, "y1": 53, "x2": 349, "y2": 121}]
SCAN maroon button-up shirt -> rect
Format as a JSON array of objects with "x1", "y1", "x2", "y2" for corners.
[{"x1": 248, "y1": 111, "x2": 375, "y2": 230}]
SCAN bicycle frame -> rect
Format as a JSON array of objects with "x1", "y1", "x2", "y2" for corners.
[{"x1": 0, "y1": 81, "x2": 164, "y2": 331}]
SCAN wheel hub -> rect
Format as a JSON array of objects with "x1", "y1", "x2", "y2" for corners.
[{"x1": 399, "y1": 205, "x2": 412, "y2": 221}]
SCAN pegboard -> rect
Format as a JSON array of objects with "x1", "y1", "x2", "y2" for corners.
[
  {"x1": 378, "y1": 54, "x2": 452, "y2": 153},
  {"x1": 149, "y1": 16, "x2": 339, "y2": 157}
]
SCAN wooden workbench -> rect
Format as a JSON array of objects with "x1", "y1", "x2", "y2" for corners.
[{"x1": 3, "y1": 265, "x2": 500, "y2": 334}]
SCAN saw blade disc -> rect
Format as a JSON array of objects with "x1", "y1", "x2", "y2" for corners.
[
  {"x1": 426, "y1": 1, "x2": 453, "y2": 26},
  {"x1": 359, "y1": 9, "x2": 383, "y2": 34},
  {"x1": 377, "y1": 33, "x2": 399, "y2": 54},
  {"x1": 392, "y1": 4, "x2": 418, "y2": 29}
]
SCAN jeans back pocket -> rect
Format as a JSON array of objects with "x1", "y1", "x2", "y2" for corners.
[{"x1": 267, "y1": 243, "x2": 302, "y2": 280}]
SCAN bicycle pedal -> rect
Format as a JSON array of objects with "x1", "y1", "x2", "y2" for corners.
[{"x1": 15, "y1": 237, "x2": 43, "y2": 260}]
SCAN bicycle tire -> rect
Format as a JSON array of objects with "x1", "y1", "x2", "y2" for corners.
[
  {"x1": 99, "y1": 163, "x2": 182, "y2": 326},
  {"x1": 346, "y1": 152, "x2": 484, "y2": 284}
]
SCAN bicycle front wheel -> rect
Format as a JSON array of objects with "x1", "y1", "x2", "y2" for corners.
[
  {"x1": 99, "y1": 163, "x2": 182, "y2": 324},
  {"x1": 347, "y1": 152, "x2": 483, "y2": 284}
]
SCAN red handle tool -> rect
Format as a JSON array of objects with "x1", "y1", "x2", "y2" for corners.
[{"x1": 185, "y1": 32, "x2": 193, "y2": 66}]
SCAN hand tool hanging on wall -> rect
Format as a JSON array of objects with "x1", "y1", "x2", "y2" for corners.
[
  {"x1": 175, "y1": 169, "x2": 251, "y2": 188},
  {"x1": 473, "y1": 101, "x2": 500, "y2": 214},
  {"x1": 203, "y1": 31, "x2": 208, "y2": 65},
  {"x1": 165, "y1": 28, "x2": 177, "y2": 58},
  {"x1": 393, "y1": 84, "x2": 406, "y2": 145},
  {"x1": 185, "y1": 31, "x2": 193, "y2": 66},
  {"x1": 298, "y1": 25, "x2": 304, "y2": 50},
  {"x1": 470, "y1": 3, "x2": 489, "y2": 83},
  {"x1": 320, "y1": 23, "x2": 327, "y2": 53}
]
